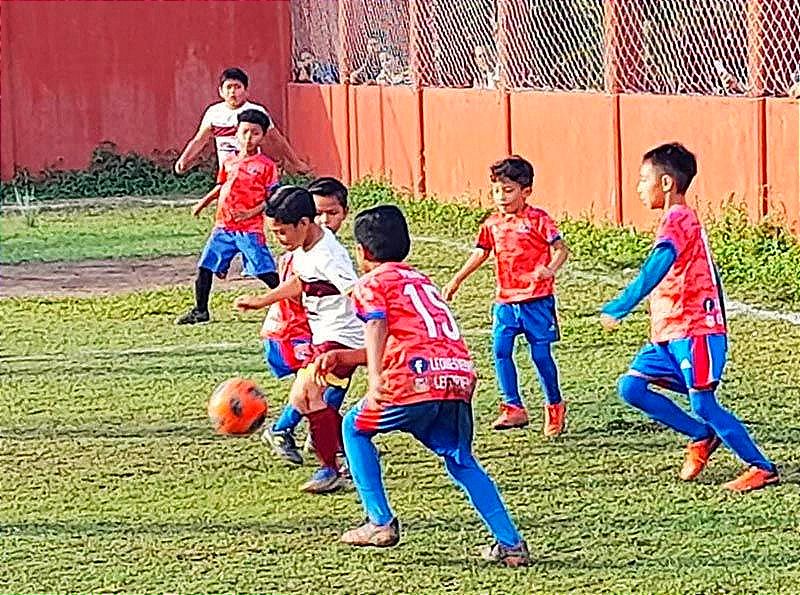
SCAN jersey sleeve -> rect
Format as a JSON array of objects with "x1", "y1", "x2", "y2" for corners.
[
  {"x1": 199, "y1": 105, "x2": 214, "y2": 129},
  {"x1": 476, "y1": 221, "x2": 494, "y2": 251},
  {"x1": 322, "y1": 248, "x2": 360, "y2": 295},
  {"x1": 536, "y1": 210, "x2": 562, "y2": 244},
  {"x1": 352, "y1": 275, "x2": 388, "y2": 321}
]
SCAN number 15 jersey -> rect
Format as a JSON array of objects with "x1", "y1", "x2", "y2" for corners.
[{"x1": 352, "y1": 261, "x2": 476, "y2": 406}]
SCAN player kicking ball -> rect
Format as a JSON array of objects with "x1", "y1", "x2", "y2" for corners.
[
  {"x1": 316, "y1": 205, "x2": 530, "y2": 567},
  {"x1": 600, "y1": 142, "x2": 779, "y2": 493}
]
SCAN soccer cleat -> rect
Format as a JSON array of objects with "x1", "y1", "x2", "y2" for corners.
[
  {"x1": 481, "y1": 540, "x2": 531, "y2": 567},
  {"x1": 722, "y1": 466, "x2": 780, "y2": 493},
  {"x1": 262, "y1": 428, "x2": 304, "y2": 466},
  {"x1": 174, "y1": 307, "x2": 210, "y2": 325},
  {"x1": 679, "y1": 435, "x2": 722, "y2": 481},
  {"x1": 544, "y1": 402, "x2": 566, "y2": 437},
  {"x1": 341, "y1": 517, "x2": 400, "y2": 547},
  {"x1": 493, "y1": 404, "x2": 529, "y2": 430},
  {"x1": 300, "y1": 466, "x2": 342, "y2": 494}
]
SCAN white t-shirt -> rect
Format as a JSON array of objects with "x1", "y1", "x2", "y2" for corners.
[
  {"x1": 291, "y1": 227, "x2": 365, "y2": 349},
  {"x1": 200, "y1": 101, "x2": 274, "y2": 167}
]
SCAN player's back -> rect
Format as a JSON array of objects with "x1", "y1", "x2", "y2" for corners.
[{"x1": 354, "y1": 261, "x2": 475, "y2": 405}]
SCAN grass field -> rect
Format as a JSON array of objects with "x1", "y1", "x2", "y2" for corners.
[{"x1": 2, "y1": 197, "x2": 800, "y2": 594}]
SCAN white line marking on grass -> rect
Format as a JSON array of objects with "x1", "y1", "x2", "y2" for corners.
[{"x1": 412, "y1": 235, "x2": 800, "y2": 327}]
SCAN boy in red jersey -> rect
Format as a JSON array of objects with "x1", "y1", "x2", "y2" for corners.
[
  {"x1": 175, "y1": 109, "x2": 279, "y2": 325},
  {"x1": 601, "y1": 142, "x2": 778, "y2": 493},
  {"x1": 316, "y1": 205, "x2": 529, "y2": 567},
  {"x1": 261, "y1": 178, "x2": 351, "y2": 466},
  {"x1": 443, "y1": 156, "x2": 569, "y2": 436}
]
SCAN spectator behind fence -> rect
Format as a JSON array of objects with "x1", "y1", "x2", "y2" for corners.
[
  {"x1": 788, "y1": 69, "x2": 800, "y2": 99},
  {"x1": 294, "y1": 49, "x2": 339, "y2": 84},
  {"x1": 376, "y1": 49, "x2": 412, "y2": 86},
  {"x1": 472, "y1": 44, "x2": 500, "y2": 90},
  {"x1": 350, "y1": 36, "x2": 383, "y2": 85}
]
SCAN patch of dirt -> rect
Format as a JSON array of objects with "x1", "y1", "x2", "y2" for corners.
[{"x1": 0, "y1": 255, "x2": 259, "y2": 298}]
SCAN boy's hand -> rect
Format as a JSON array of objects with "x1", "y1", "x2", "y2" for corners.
[
  {"x1": 174, "y1": 158, "x2": 188, "y2": 175},
  {"x1": 234, "y1": 295, "x2": 266, "y2": 311},
  {"x1": 314, "y1": 351, "x2": 344, "y2": 386},
  {"x1": 531, "y1": 265, "x2": 555, "y2": 282},
  {"x1": 191, "y1": 201, "x2": 206, "y2": 217},
  {"x1": 600, "y1": 313, "x2": 620, "y2": 331},
  {"x1": 365, "y1": 377, "x2": 383, "y2": 409},
  {"x1": 442, "y1": 279, "x2": 460, "y2": 301}
]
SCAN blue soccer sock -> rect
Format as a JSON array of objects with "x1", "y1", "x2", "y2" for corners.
[
  {"x1": 444, "y1": 454, "x2": 522, "y2": 548},
  {"x1": 493, "y1": 331, "x2": 524, "y2": 408},
  {"x1": 272, "y1": 403, "x2": 303, "y2": 434},
  {"x1": 323, "y1": 385, "x2": 347, "y2": 411},
  {"x1": 618, "y1": 374, "x2": 711, "y2": 441},
  {"x1": 530, "y1": 342, "x2": 562, "y2": 405},
  {"x1": 342, "y1": 408, "x2": 394, "y2": 526},
  {"x1": 689, "y1": 389, "x2": 775, "y2": 471}
]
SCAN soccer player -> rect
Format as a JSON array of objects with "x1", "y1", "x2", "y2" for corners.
[
  {"x1": 234, "y1": 186, "x2": 364, "y2": 493},
  {"x1": 443, "y1": 156, "x2": 569, "y2": 436},
  {"x1": 175, "y1": 109, "x2": 279, "y2": 325},
  {"x1": 174, "y1": 67, "x2": 309, "y2": 174},
  {"x1": 261, "y1": 178, "x2": 351, "y2": 465},
  {"x1": 600, "y1": 142, "x2": 779, "y2": 493},
  {"x1": 315, "y1": 205, "x2": 529, "y2": 566}
]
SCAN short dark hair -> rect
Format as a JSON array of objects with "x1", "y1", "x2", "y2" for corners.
[
  {"x1": 265, "y1": 186, "x2": 316, "y2": 225},
  {"x1": 354, "y1": 205, "x2": 410, "y2": 263},
  {"x1": 307, "y1": 177, "x2": 348, "y2": 210},
  {"x1": 642, "y1": 142, "x2": 697, "y2": 195},
  {"x1": 490, "y1": 155, "x2": 534, "y2": 188},
  {"x1": 219, "y1": 67, "x2": 249, "y2": 89},
  {"x1": 237, "y1": 109, "x2": 271, "y2": 133}
]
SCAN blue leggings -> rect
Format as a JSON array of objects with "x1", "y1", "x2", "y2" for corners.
[
  {"x1": 619, "y1": 375, "x2": 773, "y2": 471},
  {"x1": 494, "y1": 338, "x2": 562, "y2": 408}
]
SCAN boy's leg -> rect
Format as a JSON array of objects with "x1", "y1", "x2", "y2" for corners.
[
  {"x1": 176, "y1": 230, "x2": 236, "y2": 324},
  {"x1": 620, "y1": 343, "x2": 713, "y2": 441},
  {"x1": 236, "y1": 231, "x2": 277, "y2": 281},
  {"x1": 412, "y1": 400, "x2": 528, "y2": 565},
  {"x1": 491, "y1": 303, "x2": 528, "y2": 429},
  {"x1": 672, "y1": 335, "x2": 778, "y2": 490}
]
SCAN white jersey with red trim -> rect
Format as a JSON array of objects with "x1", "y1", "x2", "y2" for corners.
[{"x1": 200, "y1": 101, "x2": 273, "y2": 167}]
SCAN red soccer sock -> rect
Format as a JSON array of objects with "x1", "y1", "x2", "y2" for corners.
[{"x1": 306, "y1": 406, "x2": 343, "y2": 471}]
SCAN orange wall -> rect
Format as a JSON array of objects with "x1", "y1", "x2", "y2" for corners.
[
  {"x1": 511, "y1": 92, "x2": 618, "y2": 221},
  {"x1": 287, "y1": 84, "x2": 350, "y2": 181},
  {"x1": 1, "y1": 1, "x2": 291, "y2": 178},
  {"x1": 348, "y1": 86, "x2": 423, "y2": 193},
  {"x1": 766, "y1": 99, "x2": 800, "y2": 231},
  {"x1": 422, "y1": 89, "x2": 509, "y2": 207},
  {"x1": 287, "y1": 85, "x2": 798, "y2": 234}
]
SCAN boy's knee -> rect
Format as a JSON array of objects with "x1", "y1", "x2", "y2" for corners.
[
  {"x1": 493, "y1": 335, "x2": 515, "y2": 360},
  {"x1": 618, "y1": 374, "x2": 646, "y2": 407},
  {"x1": 689, "y1": 389, "x2": 722, "y2": 422}
]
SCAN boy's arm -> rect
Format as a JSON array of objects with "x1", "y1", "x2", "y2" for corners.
[
  {"x1": 263, "y1": 128, "x2": 311, "y2": 174},
  {"x1": 600, "y1": 243, "x2": 676, "y2": 329},
  {"x1": 234, "y1": 275, "x2": 302, "y2": 311},
  {"x1": 231, "y1": 200, "x2": 266, "y2": 222},
  {"x1": 175, "y1": 122, "x2": 214, "y2": 174},
  {"x1": 364, "y1": 318, "x2": 389, "y2": 407},
  {"x1": 442, "y1": 248, "x2": 491, "y2": 300},
  {"x1": 533, "y1": 238, "x2": 570, "y2": 280},
  {"x1": 192, "y1": 185, "x2": 222, "y2": 217},
  {"x1": 313, "y1": 348, "x2": 368, "y2": 386}
]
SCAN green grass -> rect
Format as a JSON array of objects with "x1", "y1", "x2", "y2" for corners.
[{"x1": 2, "y1": 206, "x2": 800, "y2": 593}]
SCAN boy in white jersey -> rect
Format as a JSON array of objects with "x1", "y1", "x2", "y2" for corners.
[
  {"x1": 235, "y1": 186, "x2": 364, "y2": 494},
  {"x1": 174, "y1": 67, "x2": 309, "y2": 174}
]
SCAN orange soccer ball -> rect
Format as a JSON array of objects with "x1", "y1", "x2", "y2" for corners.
[{"x1": 207, "y1": 378, "x2": 268, "y2": 435}]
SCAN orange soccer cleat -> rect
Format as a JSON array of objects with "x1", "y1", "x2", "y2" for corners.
[
  {"x1": 544, "y1": 402, "x2": 566, "y2": 437},
  {"x1": 492, "y1": 404, "x2": 529, "y2": 430},
  {"x1": 679, "y1": 435, "x2": 721, "y2": 481},
  {"x1": 722, "y1": 466, "x2": 780, "y2": 493}
]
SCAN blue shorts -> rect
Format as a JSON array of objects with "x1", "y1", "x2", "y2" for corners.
[
  {"x1": 262, "y1": 337, "x2": 312, "y2": 379},
  {"x1": 198, "y1": 229, "x2": 276, "y2": 277},
  {"x1": 492, "y1": 295, "x2": 560, "y2": 344},
  {"x1": 629, "y1": 333, "x2": 728, "y2": 393},
  {"x1": 350, "y1": 399, "x2": 474, "y2": 465}
]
